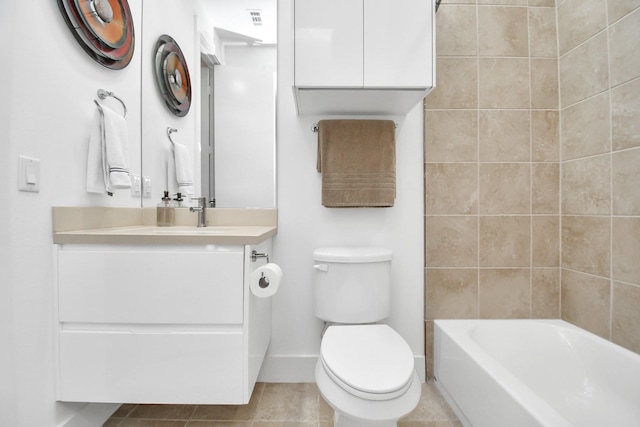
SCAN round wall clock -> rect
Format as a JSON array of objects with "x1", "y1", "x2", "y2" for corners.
[
  {"x1": 153, "y1": 35, "x2": 192, "y2": 117},
  {"x1": 57, "y1": 0, "x2": 135, "y2": 70}
]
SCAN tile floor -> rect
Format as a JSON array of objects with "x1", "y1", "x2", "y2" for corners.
[{"x1": 103, "y1": 381, "x2": 461, "y2": 427}]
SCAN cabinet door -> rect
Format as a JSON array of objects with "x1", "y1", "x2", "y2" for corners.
[
  {"x1": 294, "y1": 0, "x2": 363, "y2": 87},
  {"x1": 58, "y1": 247, "x2": 244, "y2": 325},
  {"x1": 364, "y1": 0, "x2": 433, "y2": 88},
  {"x1": 58, "y1": 330, "x2": 244, "y2": 403}
]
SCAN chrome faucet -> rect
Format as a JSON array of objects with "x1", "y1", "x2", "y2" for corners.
[{"x1": 190, "y1": 197, "x2": 207, "y2": 227}]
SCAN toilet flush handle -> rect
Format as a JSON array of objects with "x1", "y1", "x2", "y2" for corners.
[{"x1": 313, "y1": 264, "x2": 329, "y2": 272}]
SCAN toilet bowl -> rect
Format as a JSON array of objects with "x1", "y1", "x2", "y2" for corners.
[
  {"x1": 316, "y1": 324, "x2": 421, "y2": 427},
  {"x1": 312, "y1": 247, "x2": 421, "y2": 427}
]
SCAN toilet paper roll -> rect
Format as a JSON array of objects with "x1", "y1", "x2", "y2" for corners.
[{"x1": 250, "y1": 263, "x2": 283, "y2": 298}]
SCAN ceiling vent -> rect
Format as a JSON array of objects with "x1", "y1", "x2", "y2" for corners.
[{"x1": 247, "y1": 9, "x2": 263, "y2": 27}]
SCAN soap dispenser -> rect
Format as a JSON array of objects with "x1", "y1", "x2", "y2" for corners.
[
  {"x1": 173, "y1": 192, "x2": 184, "y2": 208},
  {"x1": 157, "y1": 190, "x2": 176, "y2": 226}
]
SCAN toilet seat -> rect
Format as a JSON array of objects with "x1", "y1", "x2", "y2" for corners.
[{"x1": 320, "y1": 324, "x2": 414, "y2": 401}]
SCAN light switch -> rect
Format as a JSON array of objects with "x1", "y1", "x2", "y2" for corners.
[
  {"x1": 18, "y1": 156, "x2": 40, "y2": 193},
  {"x1": 131, "y1": 174, "x2": 141, "y2": 197},
  {"x1": 143, "y1": 176, "x2": 152, "y2": 198},
  {"x1": 26, "y1": 164, "x2": 37, "y2": 184}
]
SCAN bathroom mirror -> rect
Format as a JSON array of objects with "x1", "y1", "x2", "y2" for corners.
[{"x1": 141, "y1": 0, "x2": 277, "y2": 208}]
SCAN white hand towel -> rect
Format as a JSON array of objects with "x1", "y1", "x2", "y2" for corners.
[
  {"x1": 102, "y1": 105, "x2": 131, "y2": 189},
  {"x1": 86, "y1": 103, "x2": 131, "y2": 195},
  {"x1": 86, "y1": 106, "x2": 112, "y2": 195},
  {"x1": 173, "y1": 142, "x2": 194, "y2": 196}
]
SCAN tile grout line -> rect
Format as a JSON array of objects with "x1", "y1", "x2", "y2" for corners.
[
  {"x1": 475, "y1": 0, "x2": 481, "y2": 319},
  {"x1": 527, "y1": 1, "x2": 534, "y2": 319},
  {"x1": 604, "y1": 0, "x2": 614, "y2": 342}
]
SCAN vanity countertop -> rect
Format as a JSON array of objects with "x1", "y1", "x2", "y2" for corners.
[{"x1": 52, "y1": 207, "x2": 277, "y2": 245}]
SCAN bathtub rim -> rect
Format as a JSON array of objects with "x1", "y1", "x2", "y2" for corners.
[
  {"x1": 434, "y1": 319, "x2": 570, "y2": 427},
  {"x1": 433, "y1": 318, "x2": 640, "y2": 427}
]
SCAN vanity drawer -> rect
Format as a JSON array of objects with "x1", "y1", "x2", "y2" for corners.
[
  {"x1": 58, "y1": 330, "x2": 245, "y2": 404},
  {"x1": 57, "y1": 247, "x2": 244, "y2": 324}
]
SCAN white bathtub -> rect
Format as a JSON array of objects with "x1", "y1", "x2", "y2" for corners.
[{"x1": 434, "y1": 319, "x2": 640, "y2": 427}]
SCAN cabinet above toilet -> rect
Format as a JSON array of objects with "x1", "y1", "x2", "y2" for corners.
[{"x1": 292, "y1": 0, "x2": 435, "y2": 115}]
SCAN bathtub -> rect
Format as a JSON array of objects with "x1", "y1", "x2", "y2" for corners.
[{"x1": 434, "y1": 319, "x2": 640, "y2": 427}]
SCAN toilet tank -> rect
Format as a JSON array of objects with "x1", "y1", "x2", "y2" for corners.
[{"x1": 313, "y1": 247, "x2": 392, "y2": 324}]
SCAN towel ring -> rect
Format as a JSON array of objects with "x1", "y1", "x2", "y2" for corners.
[
  {"x1": 97, "y1": 89, "x2": 128, "y2": 117},
  {"x1": 167, "y1": 127, "x2": 178, "y2": 146}
]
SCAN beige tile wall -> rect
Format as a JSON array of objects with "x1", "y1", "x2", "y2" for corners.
[
  {"x1": 424, "y1": 0, "x2": 560, "y2": 377},
  {"x1": 423, "y1": 0, "x2": 640, "y2": 378},
  {"x1": 558, "y1": 0, "x2": 640, "y2": 353}
]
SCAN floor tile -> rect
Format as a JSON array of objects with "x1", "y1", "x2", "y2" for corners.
[
  {"x1": 253, "y1": 422, "x2": 318, "y2": 427},
  {"x1": 253, "y1": 383, "x2": 319, "y2": 422},
  {"x1": 186, "y1": 422, "x2": 252, "y2": 426},
  {"x1": 401, "y1": 382, "x2": 457, "y2": 422},
  {"x1": 117, "y1": 420, "x2": 188, "y2": 427},
  {"x1": 128, "y1": 405, "x2": 196, "y2": 420},
  {"x1": 190, "y1": 384, "x2": 263, "y2": 422},
  {"x1": 103, "y1": 382, "x2": 459, "y2": 426},
  {"x1": 111, "y1": 404, "x2": 138, "y2": 418}
]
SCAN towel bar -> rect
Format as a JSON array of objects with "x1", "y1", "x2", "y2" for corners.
[
  {"x1": 251, "y1": 250, "x2": 270, "y2": 263},
  {"x1": 311, "y1": 122, "x2": 397, "y2": 132},
  {"x1": 97, "y1": 89, "x2": 128, "y2": 118}
]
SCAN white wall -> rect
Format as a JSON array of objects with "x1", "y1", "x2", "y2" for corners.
[
  {"x1": 0, "y1": 4, "x2": 17, "y2": 423},
  {"x1": 262, "y1": 0, "x2": 425, "y2": 381},
  {"x1": 3, "y1": 0, "x2": 143, "y2": 422}
]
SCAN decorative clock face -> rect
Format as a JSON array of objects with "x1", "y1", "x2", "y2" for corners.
[
  {"x1": 154, "y1": 34, "x2": 192, "y2": 117},
  {"x1": 57, "y1": 0, "x2": 135, "y2": 70}
]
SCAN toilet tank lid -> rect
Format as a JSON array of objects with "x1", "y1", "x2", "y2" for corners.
[{"x1": 313, "y1": 247, "x2": 392, "y2": 263}]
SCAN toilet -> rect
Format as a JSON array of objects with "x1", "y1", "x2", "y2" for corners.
[{"x1": 313, "y1": 247, "x2": 421, "y2": 427}]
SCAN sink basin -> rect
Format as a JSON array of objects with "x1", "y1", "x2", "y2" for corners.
[
  {"x1": 152, "y1": 226, "x2": 234, "y2": 235},
  {"x1": 118, "y1": 226, "x2": 235, "y2": 235}
]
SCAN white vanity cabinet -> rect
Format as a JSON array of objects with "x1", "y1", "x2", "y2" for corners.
[
  {"x1": 293, "y1": 0, "x2": 435, "y2": 115},
  {"x1": 53, "y1": 241, "x2": 272, "y2": 404}
]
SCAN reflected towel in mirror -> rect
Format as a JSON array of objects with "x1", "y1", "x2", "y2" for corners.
[{"x1": 173, "y1": 142, "x2": 194, "y2": 196}]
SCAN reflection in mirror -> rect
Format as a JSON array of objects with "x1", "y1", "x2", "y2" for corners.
[
  {"x1": 154, "y1": 34, "x2": 193, "y2": 117},
  {"x1": 198, "y1": 0, "x2": 277, "y2": 208},
  {"x1": 141, "y1": 0, "x2": 200, "y2": 209},
  {"x1": 141, "y1": 0, "x2": 276, "y2": 209}
]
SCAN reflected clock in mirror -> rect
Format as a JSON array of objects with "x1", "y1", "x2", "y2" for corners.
[{"x1": 154, "y1": 34, "x2": 192, "y2": 117}]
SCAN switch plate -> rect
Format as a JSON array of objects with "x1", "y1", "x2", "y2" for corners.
[
  {"x1": 18, "y1": 156, "x2": 40, "y2": 193},
  {"x1": 143, "y1": 176, "x2": 152, "y2": 198},
  {"x1": 131, "y1": 174, "x2": 141, "y2": 197}
]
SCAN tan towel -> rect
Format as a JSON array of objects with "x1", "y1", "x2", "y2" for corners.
[{"x1": 317, "y1": 119, "x2": 396, "y2": 207}]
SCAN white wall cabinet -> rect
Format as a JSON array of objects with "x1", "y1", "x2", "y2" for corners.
[
  {"x1": 54, "y1": 241, "x2": 272, "y2": 404},
  {"x1": 294, "y1": 0, "x2": 363, "y2": 88},
  {"x1": 293, "y1": 0, "x2": 435, "y2": 115}
]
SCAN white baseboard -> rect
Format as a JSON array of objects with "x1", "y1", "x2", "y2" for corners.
[
  {"x1": 258, "y1": 355, "x2": 426, "y2": 383},
  {"x1": 58, "y1": 402, "x2": 119, "y2": 427}
]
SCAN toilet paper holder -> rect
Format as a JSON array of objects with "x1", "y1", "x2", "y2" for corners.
[{"x1": 251, "y1": 250, "x2": 270, "y2": 263}]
